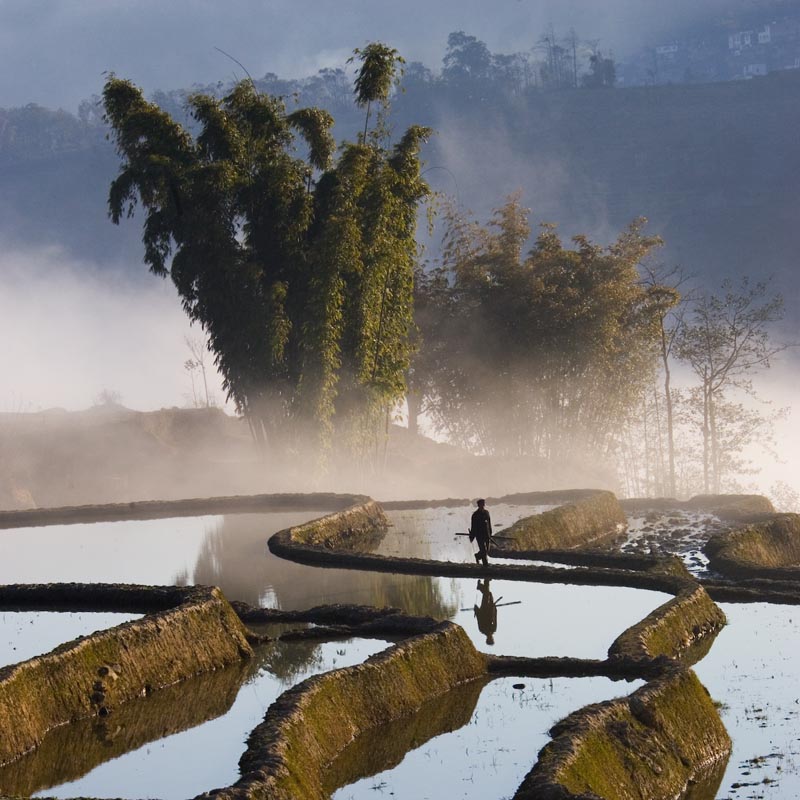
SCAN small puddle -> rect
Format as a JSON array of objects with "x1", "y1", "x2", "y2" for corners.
[
  {"x1": 330, "y1": 675, "x2": 643, "y2": 800},
  {"x1": 0, "y1": 611, "x2": 141, "y2": 667},
  {"x1": 694, "y1": 602, "x2": 800, "y2": 799},
  {"x1": 0, "y1": 637, "x2": 389, "y2": 800}
]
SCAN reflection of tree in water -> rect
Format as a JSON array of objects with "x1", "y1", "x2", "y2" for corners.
[{"x1": 177, "y1": 513, "x2": 457, "y2": 617}]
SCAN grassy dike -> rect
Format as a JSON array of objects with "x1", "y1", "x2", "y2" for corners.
[
  {"x1": 608, "y1": 585, "x2": 726, "y2": 665},
  {"x1": 0, "y1": 585, "x2": 252, "y2": 766},
  {"x1": 515, "y1": 669, "x2": 731, "y2": 800},
  {"x1": 223, "y1": 623, "x2": 487, "y2": 800},
  {"x1": 500, "y1": 490, "x2": 627, "y2": 550},
  {"x1": 705, "y1": 512, "x2": 800, "y2": 580}
]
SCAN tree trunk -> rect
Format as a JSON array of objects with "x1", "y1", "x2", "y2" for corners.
[{"x1": 660, "y1": 324, "x2": 676, "y2": 497}]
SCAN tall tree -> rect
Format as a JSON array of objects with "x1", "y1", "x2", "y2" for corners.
[{"x1": 103, "y1": 43, "x2": 429, "y2": 460}]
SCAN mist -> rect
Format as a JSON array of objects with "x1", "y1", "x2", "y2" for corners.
[{"x1": 0, "y1": 241, "x2": 226, "y2": 413}]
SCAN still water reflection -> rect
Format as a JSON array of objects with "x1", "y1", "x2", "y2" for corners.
[
  {"x1": 0, "y1": 637, "x2": 388, "y2": 800},
  {"x1": 331, "y1": 675, "x2": 643, "y2": 800},
  {"x1": 694, "y1": 603, "x2": 800, "y2": 800},
  {"x1": 0, "y1": 512, "x2": 669, "y2": 659}
]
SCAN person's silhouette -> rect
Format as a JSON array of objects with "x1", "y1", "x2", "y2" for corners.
[
  {"x1": 470, "y1": 498, "x2": 492, "y2": 566},
  {"x1": 474, "y1": 579, "x2": 498, "y2": 645}
]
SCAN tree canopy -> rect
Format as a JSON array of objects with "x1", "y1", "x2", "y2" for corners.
[
  {"x1": 412, "y1": 195, "x2": 669, "y2": 461},
  {"x1": 103, "y1": 44, "x2": 430, "y2": 459}
]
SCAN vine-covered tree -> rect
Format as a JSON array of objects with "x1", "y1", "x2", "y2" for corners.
[{"x1": 103, "y1": 44, "x2": 430, "y2": 460}]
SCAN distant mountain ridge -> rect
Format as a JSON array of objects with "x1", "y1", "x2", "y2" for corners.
[{"x1": 2, "y1": 62, "x2": 798, "y2": 318}]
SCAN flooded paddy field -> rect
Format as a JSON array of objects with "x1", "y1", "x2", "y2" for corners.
[
  {"x1": 331, "y1": 675, "x2": 643, "y2": 800},
  {"x1": 0, "y1": 636, "x2": 388, "y2": 799},
  {"x1": 694, "y1": 603, "x2": 800, "y2": 800},
  {"x1": 0, "y1": 611, "x2": 141, "y2": 667},
  {"x1": 0, "y1": 500, "x2": 796, "y2": 799},
  {"x1": 0, "y1": 511, "x2": 669, "y2": 657}
]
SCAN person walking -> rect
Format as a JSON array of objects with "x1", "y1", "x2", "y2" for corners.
[{"x1": 470, "y1": 498, "x2": 492, "y2": 566}]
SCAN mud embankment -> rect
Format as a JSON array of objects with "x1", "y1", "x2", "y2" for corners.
[
  {"x1": 515, "y1": 668, "x2": 731, "y2": 800},
  {"x1": 705, "y1": 512, "x2": 800, "y2": 580},
  {"x1": 0, "y1": 492, "x2": 368, "y2": 529},
  {"x1": 499, "y1": 490, "x2": 627, "y2": 551},
  {"x1": 212, "y1": 623, "x2": 486, "y2": 800},
  {"x1": 0, "y1": 584, "x2": 251, "y2": 766},
  {"x1": 608, "y1": 585, "x2": 726, "y2": 666}
]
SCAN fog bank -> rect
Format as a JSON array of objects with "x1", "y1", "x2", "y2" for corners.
[{"x1": 0, "y1": 242, "x2": 225, "y2": 412}]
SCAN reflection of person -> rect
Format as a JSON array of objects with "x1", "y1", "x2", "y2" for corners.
[
  {"x1": 470, "y1": 498, "x2": 492, "y2": 566},
  {"x1": 474, "y1": 579, "x2": 497, "y2": 645}
]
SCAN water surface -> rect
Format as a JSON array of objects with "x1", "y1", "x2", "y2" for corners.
[
  {"x1": 0, "y1": 637, "x2": 389, "y2": 800},
  {"x1": 332, "y1": 675, "x2": 643, "y2": 800}
]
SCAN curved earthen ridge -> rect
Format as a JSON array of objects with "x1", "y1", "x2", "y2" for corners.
[
  {"x1": 203, "y1": 622, "x2": 487, "y2": 800},
  {"x1": 705, "y1": 512, "x2": 800, "y2": 580},
  {"x1": 608, "y1": 584, "x2": 726, "y2": 665},
  {"x1": 498, "y1": 490, "x2": 627, "y2": 551},
  {"x1": 0, "y1": 583, "x2": 252, "y2": 767},
  {"x1": 0, "y1": 492, "x2": 370, "y2": 529},
  {"x1": 514, "y1": 668, "x2": 731, "y2": 800}
]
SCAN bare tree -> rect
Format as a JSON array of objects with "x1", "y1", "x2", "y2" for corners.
[
  {"x1": 641, "y1": 264, "x2": 694, "y2": 496},
  {"x1": 677, "y1": 277, "x2": 788, "y2": 493},
  {"x1": 185, "y1": 335, "x2": 213, "y2": 408}
]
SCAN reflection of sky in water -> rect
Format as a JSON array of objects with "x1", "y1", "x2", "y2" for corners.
[
  {"x1": 29, "y1": 638, "x2": 388, "y2": 800},
  {"x1": 694, "y1": 603, "x2": 800, "y2": 800},
  {"x1": 0, "y1": 611, "x2": 141, "y2": 667},
  {"x1": 450, "y1": 579, "x2": 669, "y2": 657},
  {"x1": 0, "y1": 516, "x2": 223, "y2": 585},
  {"x1": 381, "y1": 504, "x2": 558, "y2": 561},
  {"x1": 333, "y1": 676, "x2": 643, "y2": 800},
  {"x1": 0, "y1": 511, "x2": 669, "y2": 658}
]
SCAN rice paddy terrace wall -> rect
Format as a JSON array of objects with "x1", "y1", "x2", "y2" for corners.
[
  {"x1": 515, "y1": 669, "x2": 731, "y2": 800},
  {"x1": 214, "y1": 623, "x2": 487, "y2": 800},
  {"x1": 0, "y1": 490, "x2": 746, "y2": 800},
  {"x1": 705, "y1": 512, "x2": 800, "y2": 580},
  {"x1": 0, "y1": 584, "x2": 252, "y2": 766},
  {"x1": 498, "y1": 490, "x2": 628, "y2": 551}
]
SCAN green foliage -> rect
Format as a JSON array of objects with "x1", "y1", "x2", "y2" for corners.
[
  {"x1": 413, "y1": 195, "x2": 666, "y2": 460},
  {"x1": 348, "y1": 43, "x2": 405, "y2": 143},
  {"x1": 103, "y1": 45, "x2": 430, "y2": 459}
]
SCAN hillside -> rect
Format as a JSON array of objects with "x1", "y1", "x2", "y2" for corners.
[{"x1": 2, "y1": 72, "x2": 798, "y2": 315}]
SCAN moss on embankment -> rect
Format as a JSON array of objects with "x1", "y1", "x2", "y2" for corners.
[
  {"x1": 705, "y1": 512, "x2": 800, "y2": 580},
  {"x1": 215, "y1": 622, "x2": 486, "y2": 800},
  {"x1": 515, "y1": 668, "x2": 731, "y2": 800},
  {"x1": 0, "y1": 584, "x2": 252, "y2": 766},
  {"x1": 608, "y1": 585, "x2": 726, "y2": 665},
  {"x1": 500, "y1": 490, "x2": 627, "y2": 551},
  {"x1": 0, "y1": 658, "x2": 251, "y2": 796}
]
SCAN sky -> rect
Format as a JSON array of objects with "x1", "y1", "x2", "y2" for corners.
[{"x1": 0, "y1": 0, "x2": 737, "y2": 111}]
